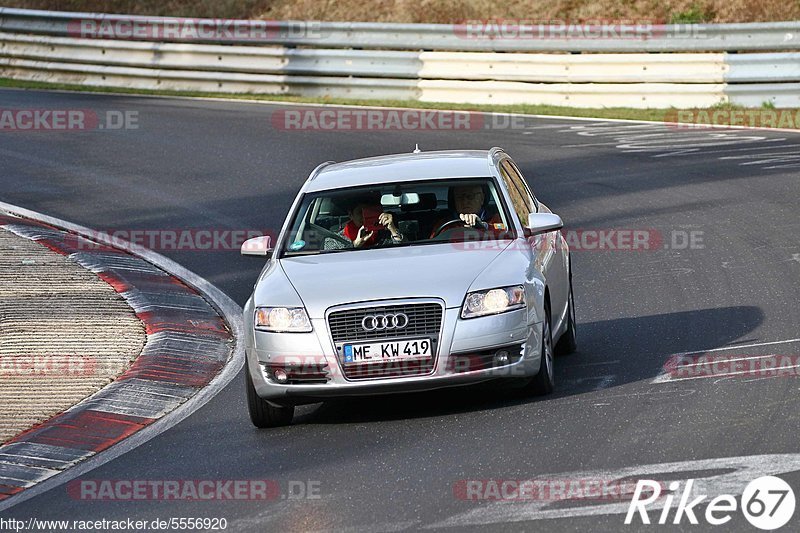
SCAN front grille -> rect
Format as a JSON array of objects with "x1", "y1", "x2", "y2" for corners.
[
  {"x1": 327, "y1": 301, "x2": 443, "y2": 380},
  {"x1": 328, "y1": 302, "x2": 443, "y2": 343}
]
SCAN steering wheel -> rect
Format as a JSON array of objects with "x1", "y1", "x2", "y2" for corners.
[{"x1": 430, "y1": 218, "x2": 466, "y2": 238}]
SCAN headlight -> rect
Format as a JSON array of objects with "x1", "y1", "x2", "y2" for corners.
[
  {"x1": 461, "y1": 285, "x2": 526, "y2": 319},
  {"x1": 255, "y1": 307, "x2": 312, "y2": 332}
]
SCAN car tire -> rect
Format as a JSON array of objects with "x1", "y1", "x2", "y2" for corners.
[
  {"x1": 246, "y1": 369, "x2": 294, "y2": 428},
  {"x1": 521, "y1": 302, "x2": 555, "y2": 396},
  {"x1": 555, "y1": 274, "x2": 577, "y2": 356}
]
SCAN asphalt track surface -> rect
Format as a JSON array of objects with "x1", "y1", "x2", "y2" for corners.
[{"x1": 1, "y1": 88, "x2": 800, "y2": 531}]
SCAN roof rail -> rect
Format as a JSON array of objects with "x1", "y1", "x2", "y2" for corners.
[
  {"x1": 307, "y1": 161, "x2": 335, "y2": 182},
  {"x1": 488, "y1": 147, "x2": 505, "y2": 166}
]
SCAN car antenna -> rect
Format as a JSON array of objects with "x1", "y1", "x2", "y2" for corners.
[{"x1": 413, "y1": 144, "x2": 421, "y2": 153}]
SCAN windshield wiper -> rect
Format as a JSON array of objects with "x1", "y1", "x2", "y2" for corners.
[
  {"x1": 282, "y1": 250, "x2": 322, "y2": 256},
  {"x1": 369, "y1": 240, "x2": 448, "y2": 251}
]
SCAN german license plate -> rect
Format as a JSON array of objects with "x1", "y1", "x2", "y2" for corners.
[{"x1": 343, "y1": 338, "x2": 432, "y2": 364}]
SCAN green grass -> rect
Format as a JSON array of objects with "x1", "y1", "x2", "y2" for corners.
[
  {"x1": 669, "y1": 4, "x2": 716, "y2": 24},
  {"x1": 3, "y1": 0, "x2": 800, "y2": 24},
  {"x1": 1, "y1": 77, "x2": 797, "y2": 129}
]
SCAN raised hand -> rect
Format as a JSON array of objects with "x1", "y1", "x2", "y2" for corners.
[{"x1": 353, "y1": 225, "x2": 374, "y2": 248}]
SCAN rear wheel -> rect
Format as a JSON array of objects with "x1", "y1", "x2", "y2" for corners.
[
  {"x1": 246, "y1": 369, "x2": 294, "y2": 428},
  {"x1": 521, "y1": 303, "x2": 555, "y2": 396},
  {"x1": 555, "y1": 275, "x2": 577, "y2": 355}
]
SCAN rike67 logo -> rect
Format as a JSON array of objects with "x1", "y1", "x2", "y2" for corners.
[{"x1": 626, "y1": 476, "x2": 795, "y2": 530}]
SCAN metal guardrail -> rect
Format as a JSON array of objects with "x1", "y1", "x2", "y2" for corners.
[
  {"x1": 1, "y1": 7, "x2": 800, "y2": 52},
  {"x1": 0, "y1": 8, "x2": 798, "y2": 108},
  {"x1": 0, "y1": 55, "x2": 421, "y2": 100},
  {"x1": 726, "y1": 53, "x2": 800, "y2": 83},
  {"x1": 0, "y1": 32, "x2": 737, "y2": 83},
  {"x1": 0, "y1": 32, "x2": 424, "y2": 79}
]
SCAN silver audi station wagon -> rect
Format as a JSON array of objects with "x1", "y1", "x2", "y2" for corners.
[{"x1": 241, "y1": 148, "x2": 576, "y2": 427}]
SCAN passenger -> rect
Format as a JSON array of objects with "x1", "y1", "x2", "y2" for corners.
[{"x1": 324, "y1": 197, "x2": 405, "y2": 250}]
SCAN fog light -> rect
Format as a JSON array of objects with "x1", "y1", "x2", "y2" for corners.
[
  {"x1": 495, "y1": 350, "x2": 510, "y2": 366},
  {"x1": 273, "y1": 368, "x2": 289, "y2": 383}
]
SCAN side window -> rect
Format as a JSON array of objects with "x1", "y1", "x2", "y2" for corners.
[
  {"x1": 499, "y1": 160, "x2": 533, "y2": 224},
  {"x1": 507, "y1": 161, "x2": 539, "y2": 211}
]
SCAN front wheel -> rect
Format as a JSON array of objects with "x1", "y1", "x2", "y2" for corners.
[
  {"x1": 555, "y1": 276, "x2": 577, "y2": 355},
  {"x1": 246, "y1": 369, "x2": 294, "y2": 428},
  {"x1": 520, "y1": 304, "x2": 555, "y2": 396}
]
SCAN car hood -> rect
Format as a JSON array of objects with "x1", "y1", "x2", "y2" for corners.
[{"x1": 279, "y1": 242, "x2": 511, "y2": 318}]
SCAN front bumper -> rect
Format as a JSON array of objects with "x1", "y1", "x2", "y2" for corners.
[{"x1": 245, "y1": 304, "x2": 543, "y2": 405}]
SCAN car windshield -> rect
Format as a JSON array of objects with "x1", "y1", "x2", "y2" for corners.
[{"x1": 281, "y1": 178, "x2": 513, "y2": 255}]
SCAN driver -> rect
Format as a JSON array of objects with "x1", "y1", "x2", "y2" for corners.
[{"x1": 429, "y1": 184, "x2": 502, "y2": 238}]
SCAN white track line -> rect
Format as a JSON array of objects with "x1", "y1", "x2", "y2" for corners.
[
  {"x1": 0, "y1": 201, "x2": 245, "y2": 512},
  {"x1": 652, "y1": 339, "x2": 800, "y2": 384},
  {"x1": 654, "y1": 363, "x2": 800, "y2": 384},
  {"x1": 673, "y1": 353, "x2": 783, "y2": 367},
  {"x1": 672, "y1": 338, "x2": 800, "y2": 357},
  {"x1": 427, "y1": 454, "x2": 800, "y2": 528}
]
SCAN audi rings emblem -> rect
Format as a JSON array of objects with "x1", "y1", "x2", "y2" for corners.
[{"x1": 362, "y1": 313, "x2": 409, "y2": 331}]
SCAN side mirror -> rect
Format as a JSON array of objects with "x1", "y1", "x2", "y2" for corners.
[
  {"x1": 241, "y1": 236, "x2": 274, "y2": 258},
  {"x1": 526, "y1": 213, "x2": 563, "y2": 236}
]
